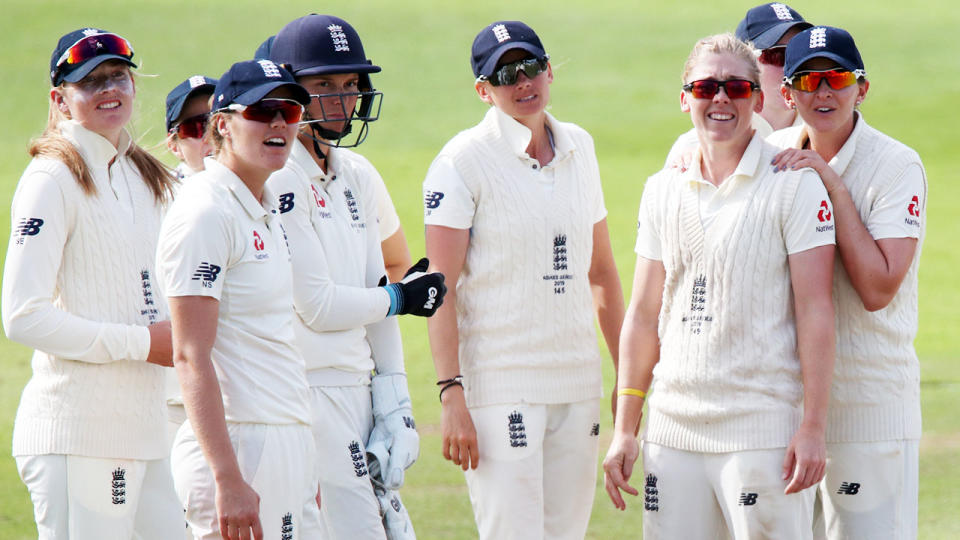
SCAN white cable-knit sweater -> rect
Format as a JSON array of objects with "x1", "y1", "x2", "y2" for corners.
[
  {"x1": 769, "y1": 115, "x2": 926, "y2": 442},
  {"x1": 423, "y1": 107, "x2": 606, "y2": 407},
  {"x1": 640, "y1": 136, "x2": 831, "y2": 453},
  {"x1": 3, "y1": 122, "x2": 169, "y2": 459}
]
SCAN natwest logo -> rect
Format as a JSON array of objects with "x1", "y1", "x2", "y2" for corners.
[
  {"x1": 311, "y1": 184, "x2": 326, "y2": 207},
  {"x1": 817, "y1": 200, "x2": 832, "y2": 222},
  {"x1": 907, "y1": 195, "x2": 920, "y2": 217},
  {"x1": 253, "y1": 231, "x2": 265, "y2": 251}
]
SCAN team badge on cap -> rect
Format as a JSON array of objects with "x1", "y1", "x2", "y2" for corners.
[{"x1": 328, "y1": 24, "x2": 350, "y2": 52}]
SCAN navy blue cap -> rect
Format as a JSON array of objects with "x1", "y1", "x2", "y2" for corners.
[
  {"x1": 212, "y1": 60, "x2": 310, "y2": 111},
  {"x1": 471, "y1": 21, "x2": 546, "y2": 78},
  {"x1": 254, "y1": 35, "x2": 275, "y2": 61},
  {"x1": 50, "y1": 28, "x2": 137, "y2": 86},
  {"x1": 165, "y1": 75, "x2": 218, "y2": 131},
  {"x1": 270, "y1": 15, "x2": 381, "y2": 77},
  {"x1": 735, "y1": 3, "x2": 812, "y2": 50},
  {"x1": 784, "y1": 26, "x2": 865, "y2": 79}
]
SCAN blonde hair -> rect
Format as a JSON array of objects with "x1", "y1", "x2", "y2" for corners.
[
  {"x1": 205, "y1": 110, "x2": 230, "y2": 156},
  {"x1": 28, "y1": 70, "x2": 175, "y2": 203},
  {"x1": 682, "y1": 33, "x2": 760, "y2": 85}
]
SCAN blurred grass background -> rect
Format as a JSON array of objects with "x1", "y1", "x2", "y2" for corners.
[{"x1": 1, "y1": 0, "x2": 957, "y2": 537}]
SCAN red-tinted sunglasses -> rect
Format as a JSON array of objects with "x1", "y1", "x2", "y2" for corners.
[
  {"x1": 757, "y1": 45, "x2": 786, "y2": 67},
  {"x1": 221, "y1": 99, "x2": 304, "y2": 124},
  {"x1": 170, "y1": 113, "x2": 208, "y2": 139},
  {"x1": 55, "y1": 33, "x2": 133, "y2": 69},
  {"x1": 784, "y1": 69, "x2": 865, "y2": 92},
  {"x1": 683, "y1": 79, "x2": 759, "y2": 100}
]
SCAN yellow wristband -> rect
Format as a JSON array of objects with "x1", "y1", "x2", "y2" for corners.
[{"x1": 618, "y1": 387, "x2": 646, "y2": 398}]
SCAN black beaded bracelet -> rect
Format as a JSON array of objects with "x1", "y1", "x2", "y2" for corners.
[
  {"x1": 436, "y1": 375, "x2": 463, "y2": 386},
  {"x1": 439, "y1": 381, "x2": 463, "y2": 402}
]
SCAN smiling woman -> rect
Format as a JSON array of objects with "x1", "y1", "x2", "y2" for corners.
[
  {"x1": 602, "y1": 33, "x2": 838, "y2": 539},
  {"x1": 1, "y1": 27, "x2": 181, "y2": 539}
]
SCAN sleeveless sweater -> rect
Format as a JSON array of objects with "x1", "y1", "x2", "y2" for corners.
[
  {"x1": 770, "y1": 116, "x2": 926, "y2": 442},
  {"x1": 643, "y1": 136, "x2": 822, "y2": 453},
  {"x1": 427, "y1": 107, "x2": 605, "y2": 407}
]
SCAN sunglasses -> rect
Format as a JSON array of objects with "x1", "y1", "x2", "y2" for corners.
[
  {"x1": 170, "y1": 113, "x2": 209, "y2": 139},
  {"x1": 682, "y1": 79, "x2": 759, "y2": 100},
  {"x1": 480, "y1": 56, "x2": 550, "y2": 86},
  {"x1": 757, "y1": 45, "x2": 786, "y2": 67},
  {"x1": 784, "y1": 69, "x2": 866, "y2": 92},
  {"x1": 221, "y1": 99, "x2": 304, "y2": 124},
  {"x1": 55, "y1": 33, "x2": 134, "y2": 70}
]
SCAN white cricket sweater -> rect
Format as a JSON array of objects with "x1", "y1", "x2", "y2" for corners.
[
  {"x1": 423, "y1": 107, "x2": 606, "y2": 407},
  {"x1": 641, "y1": 135, "x2": 830, "y2": 453},
  {"x1": 3, "y1": 121, "x2": 169, "y2": 459},
  {"x1": 769, "y1": 115, "x2": 926, "y2": 442}
]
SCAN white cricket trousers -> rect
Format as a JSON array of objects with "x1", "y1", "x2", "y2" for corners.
[
  {"x1": 171, "y1": 421, "x2": 317, "y2": 540},
  {"x1": 813, "y1": 440, "x2": 919, "y2": 540},
  {"x1": 464, "y1": 399, "x2": 600, "y2": 540},
  {"x1": 641, "y1": 442, "x2": 816, "y2": 540},
  {"x1": 301, "y1": 383, "x2": 388, "y2": 540},
  {"x1": 16, "y1": 453, "x2": 183, "y2": 540}
]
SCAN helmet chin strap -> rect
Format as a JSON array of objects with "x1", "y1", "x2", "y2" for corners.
[{"x1": 302, "y1": 121, "x2": 354, "y2": 164}]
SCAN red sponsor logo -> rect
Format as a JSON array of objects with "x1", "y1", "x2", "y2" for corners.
[
  {"x1": 908, "y1": 195, "x2": 920, "y2": 217},
  {"x1": 253, "y1": 231, "x2": 265, "y2": 251},
  {"x1": 817, "y1": 200, "x2": 832, "y2": 222},
  {"x1": 311, "y1": 184, "x2": 325, "y2": 208}
]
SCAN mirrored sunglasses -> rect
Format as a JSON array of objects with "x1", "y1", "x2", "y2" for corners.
[
  {"x1": 480, "y1": 56, "x2": 550, "y2": 86},
  {"x1": 221, "y1": 99, "x2": 304, "y2": 124},
  {"x1": 757, "y1": 45, "x2": 786, "y2": 67},
  {"x1": 682, "y1": 79, "x2": 759, "y2": 100},
  {"x1": 56, "y1": 33, "x2": 134, "y2": 70},
  {"x1": 784, "y1": 69, "x2": 865, "y2": 92},
  {"x1": 170, "y1": 113, "x2": 209, "y2": 139}
]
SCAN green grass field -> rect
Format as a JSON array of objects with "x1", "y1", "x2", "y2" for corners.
[{"x1": 1, "y1": 0, "x2": 958, "y2": 537}]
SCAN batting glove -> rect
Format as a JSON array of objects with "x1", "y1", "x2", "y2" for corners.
[
  {"x1": 383, "y1": 258, "x2": 446, "y2": 317},
  {"x1": 368, "y1": 373, "x2": 419, "y2": 489}
]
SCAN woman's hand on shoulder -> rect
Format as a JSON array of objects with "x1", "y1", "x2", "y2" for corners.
[{"x1": 771, "y1": 148, "x2": 844, "y2": 193}]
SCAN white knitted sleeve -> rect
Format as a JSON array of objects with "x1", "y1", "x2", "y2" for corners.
[{"x1": 2, "y1": 163, "x2": 150, "y2": 363}]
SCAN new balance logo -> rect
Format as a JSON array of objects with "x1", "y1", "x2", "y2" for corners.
[
  {"x1": 424, "y1": 286, "x2": 438, "y2": 310},
  {"x1": 908, "y1": 195, "x2": 920, "y2": 217},
  {"x1": 590, "y1": 423, "x2": 600, "y2": 436},
  {"x1": 278, "y1": 192, "x2": 295, "y2": 213},
  {"x1": 837, "y1": 482, "x2": 861, "y2": 495},
  {"x1": 111, "y1": 467, "x2": 126, "y2": 505},
  {"x1": 424, "y1": 191, "x2": 444, "y2": 209},
  {"x1": 738, "y1": 492, "x2": 758, "y2": 506},
  {"x1": 508, "y1": 411, "x2": 527, "y2": 448},
  {"x1": 192, "y1": 262, "x2": 221, "y2": 288},
  {"x1": 14, "y1": 218, "x2": 44, "y2": 243},
  {"x1": 281, "y1": 512, "x2": 294, "y2": 540},
  {"x1": 403, "y1": 416, "x2": 416, "y2": 429},
  {"x1": 348, "y1": 441, "x2": 368, "y2": 477},
  {"x1": 644, "y1": 474, "x2": 659, "y2": 511},
  {"x1": 390, "y1": 496, "x2": 401, "y2": 512}
]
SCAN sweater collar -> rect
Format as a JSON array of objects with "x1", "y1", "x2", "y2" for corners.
[
  {"x1": 59, "y1": 120, "x2": 132, "y2": 168},
  {"x1": 684, "y1": 131, "x2": 765, "y2": 186},
  {"x1": 205, "y1": 158, "x2": 277, "y2": 221},
  {"x1": 483, "y1": 106, "x2": 574, "y2": 165}
]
